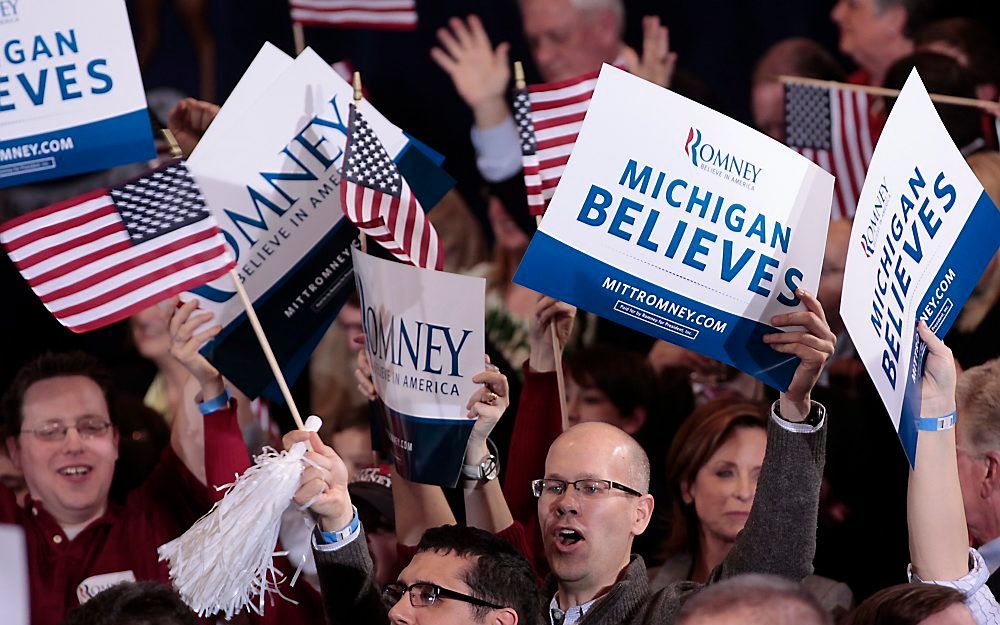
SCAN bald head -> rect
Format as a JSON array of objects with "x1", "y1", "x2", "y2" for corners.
[{"x1": 549, "y1": 422, "x2": 650, "y2": 493}]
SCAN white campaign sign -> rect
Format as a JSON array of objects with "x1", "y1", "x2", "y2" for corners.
[
  {"x1": 514, "y1": 64, "x2": 834, "y2": 391},
  {"x1": 353, "y1": 247, "x2": 485, "y2": 485},
  {"x1": 842, "y1": 70, "x2": 1000, "y2": 466},
  {"x1": 0, "y1": 0, "x2": 153, "y2": 187},
  {"x1": 182, "y1": 45, "x2": 414, "y2": 397}
]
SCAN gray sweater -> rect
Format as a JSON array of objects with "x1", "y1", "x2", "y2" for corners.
[{"x1": 314, "y1": 415, "x2": 826, "y2": 625}]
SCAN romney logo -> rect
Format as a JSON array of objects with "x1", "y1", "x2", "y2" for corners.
[{"x1": 684, "y1": 126, "x2": 763, "y2": 189}]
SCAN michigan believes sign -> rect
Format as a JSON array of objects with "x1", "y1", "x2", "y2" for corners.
[
  {"x1": 514, "y1": 65, "x2": 835, "y2": 391},
  {"x1": 0, "y1": 0, "x2": 154, "y2": 188}
]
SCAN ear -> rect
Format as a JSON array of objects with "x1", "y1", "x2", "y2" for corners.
[
  {"x1": 632, "y1": 493, "x2": 655, "y2": 535},
  {"x1": 494, "y1": 606, "x2": 518, "y2": 625},
  {"x1": 621, "y1": 408, "x2": 647, "y2": 435},
  {"x1": 983, "y1": 452, "x2": 1000, "y2": 494},
  {"x1": 680, "y1": 479, "x2": 694, "y2": 505},
  {"x1": 5, "y1": 437, "x2": 21, "y2": 470},
  {"x1": 111, "y1": 427, "x2": 120, "y2": 462}
]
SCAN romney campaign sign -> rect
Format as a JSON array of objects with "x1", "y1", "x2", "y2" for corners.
[
  {"x1": 842, "y1": 70, "x2": 1000, "y2": 467},
  {"x1": 0, "y1": 0, "x2": 154, "y2": 188},
  {"x1": 514, "y1": 65, "x2": 834, "y2": 391},
  {"x1": 185, "y1": 44, "x2": 452, "y2": 400},
  {"x1": 353, "y1": 247, "x2": 485, "y2": 487}
]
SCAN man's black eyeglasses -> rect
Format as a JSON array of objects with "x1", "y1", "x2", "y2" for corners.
[
  {"x1": 531, "y1": 478, "x2": 643, "y2": 498},
  {"x1": 382, "y1": 582, "x2": 504, "y2": 610}
]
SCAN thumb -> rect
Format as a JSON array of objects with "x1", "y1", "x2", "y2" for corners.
[{"x1": 496, "y1": 41, "x2": 510, "y2": 65}]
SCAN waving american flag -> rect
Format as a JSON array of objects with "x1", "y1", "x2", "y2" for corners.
[{"x1": 339, "y1": 104, "x2": 443, "y2": 270}]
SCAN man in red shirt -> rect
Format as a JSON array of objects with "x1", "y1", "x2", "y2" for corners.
[{"x1": 1, "y1": 299, "x2": 248, "y2": 625}]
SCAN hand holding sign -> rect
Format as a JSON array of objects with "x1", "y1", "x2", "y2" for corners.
[
  {"x1": 764, "y1": 289, "x2": 836, "y2": 419},
  {"x1": 283, "y1": 430, "x2": 354, "y2": 532},
  {"x1": 915, "y1": 320, "x2": 957, "y2": 420},
  {"x1": 465, "y1": 365, "x2": 511, "y2": 462}
]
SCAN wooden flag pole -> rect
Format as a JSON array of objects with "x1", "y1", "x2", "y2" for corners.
[
  {"x1": 778, "y1": 74, "x2": 1000, "y2": 111},
  {"x1": 229, "y1": 271, "x2": 307, "y2": 431},
  {"x1": 159, "y1": 126, "x2": 307, "y2": 430},
  {"x1": 293, "y1": 22, "x2": 306, "y2": 55},
  {"x1": 515, "y1": 61, "x2": 569, "y2": 432},
  {"x1": 353, "y1": 71, "x2": 368, "y2": 255},
  {"x1": 162, "y1": 128, "x2": 183, "y2": 158}
]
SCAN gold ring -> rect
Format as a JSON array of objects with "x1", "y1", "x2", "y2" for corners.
[{"x1": 486, "y1": 392, "x2": 499, "y2": 405}]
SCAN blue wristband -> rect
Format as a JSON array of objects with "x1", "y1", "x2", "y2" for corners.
[
  {"x1": 319, "y1": 507, "x2": 360, "y2": 544},
  {"x1": 197, "y1": 389, "x2": 231, "y2": 415},
  {"x1": 915, "y1": 411, "x2": 957, "y2": 431}
]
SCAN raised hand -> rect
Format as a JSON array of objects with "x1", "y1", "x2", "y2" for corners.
[
  {"x1": 167, "y1": 296, "x2": 224, "y2": 399},
  {"x1": 167, "y1": 97, "x2": 220, "y2": 157},
  {"x1": 916, "y1": 320, "x2": 957, "y2": 418},
  {"x1": 431, "y1": 15, "x2": 511, "y2": 128},
  {"x1": 622, "y1": 16, "x2": 677, "y2": 89},
  {"x1": 465, "y1": 362, "x2": 510, "y2": 462},
  {"x1": 763, "y1": 289, "x2": 837, "y2": 421},
  {"x1": 528, "y1": 295, "x2": 576, "y2": 372},
  {"x1": 283, "y1": 430, "x2": 354, "y2": 532}
]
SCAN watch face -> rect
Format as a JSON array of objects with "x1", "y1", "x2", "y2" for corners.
[{"x1": 482, "y1": 455, "x2": 499, "y2": 480}]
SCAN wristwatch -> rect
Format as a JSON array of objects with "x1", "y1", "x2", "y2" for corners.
[{"x1": 461, "y1": 446, "x2": 499, "y2": 485}]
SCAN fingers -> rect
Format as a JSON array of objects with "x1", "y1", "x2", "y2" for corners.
[
  {"x1": 467, "y1": 14, "x2": 489, "y2": 48},
  {"x1": 471, "y1": 370, "x2": 509, "y2": 398},
  {"x1": 761, "y1": 331, "x2": 834, "y2": 355},
  {"x1": 495, "y1": 41, "x2": 510, "y2": 65},
  {"x1": 917, "y1": 319, "x2": 952, "y2": 359},
  {"x1": 797, "y1": 289, "x2": 828, "y2": 322},
  {"x1": 449, "y1": 16, "x2": 475, "y2": 49},
  {"x1": 435, "y1": 24, "x2": 464, "y2": 60},
  {"x1": 168, "y1": 298, "x2": 199, "y2": 338},
  {"x1": 430, "y1": 46, "x2": 458, "y2": 75}
]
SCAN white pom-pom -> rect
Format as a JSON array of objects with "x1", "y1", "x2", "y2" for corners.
[{"x1": 158, "y1": 417, "x2": 322, "y2": 618}]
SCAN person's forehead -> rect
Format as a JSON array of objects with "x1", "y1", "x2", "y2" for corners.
[
  {"x1": 521, "y1": 0, "x2": 580, "y2": 33},
  {"x1": 398, "y1": 550, "x2": 473, "y2": 589},
  {"x1": 545, "y1": 431, "x2": 631, "y2": 479},
  {"x1": 21, "y1": 376, "x2": 108, "y2": 423}
]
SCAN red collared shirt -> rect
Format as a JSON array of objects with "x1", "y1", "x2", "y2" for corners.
[{"x1": 0, "y1": 401, "x2": 248, "y2": 625}]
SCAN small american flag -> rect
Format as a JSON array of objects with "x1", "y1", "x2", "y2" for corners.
[
  {"x1": 340, "y1": 104, "x2": 443, "y2": 270},
  {"x1": 512, "y1": 70, "x2": 600, "y2": 216},
  {"x1": 0, "y1": 161, "x2": 234, "y2": 332},
  {"x1": 290, "y1": 0, "x2": 417, "y2": 30},
  {"x1": 785, "y1": 82, "x2": 875, "y2": 220}
]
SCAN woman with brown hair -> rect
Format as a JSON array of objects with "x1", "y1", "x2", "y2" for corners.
[{"x1": 651, "y1": 396, "x2": 853, "y2": 617}]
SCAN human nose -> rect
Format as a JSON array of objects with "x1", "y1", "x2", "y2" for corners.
[
  {"x1": 387, "y1": 593, "x2": 413, "y2": 625},
  {"x1": 61, "y1": 426, "x2": 86, "y2": 451},
  {"x1": 734, "y1": 474, "x2": 755, "y2": 502},
  {"x1": 554, "y1": 486, "x2": 581, "y2": 516}
]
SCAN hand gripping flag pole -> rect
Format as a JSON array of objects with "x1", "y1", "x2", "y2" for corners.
[
  {"x1": 155, "y1": 144, "x2": 318, "y2": 620},
  {"x1": 515, "y1": 61, "x2": 570, "y2": 431}
]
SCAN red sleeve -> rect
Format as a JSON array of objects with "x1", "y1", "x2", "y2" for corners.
[
  {"x1": 502, "y1": 362, "x2": 562, "y2": 524},
  {"x1": 203, "y1": 398, "x2": 251, "y2": 500},
  {"x1": 501, "y1": 362, "x2": 562, "y2": 573}
]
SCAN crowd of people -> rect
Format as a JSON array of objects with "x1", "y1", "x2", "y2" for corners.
[{"x1": 1, "y1": 0, "x2": 1000, "y2": 624}]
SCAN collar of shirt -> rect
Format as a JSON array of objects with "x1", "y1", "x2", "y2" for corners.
[
  {"x1": 549, "y1": 593, "x2": 600, "y2": 625},
  {"x1": 979, "y1": 536, "x2": 1000, "y2": 575},
  {"x1": 26, "y1": 498, "x2": 118, "y2": 543}
]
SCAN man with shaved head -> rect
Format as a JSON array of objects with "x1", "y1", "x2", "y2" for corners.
[{"x1": 531, "y1": 290, "x2": 835, "y2": 624}]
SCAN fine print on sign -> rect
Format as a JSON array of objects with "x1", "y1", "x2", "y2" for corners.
[{"x1": 515, "y1": 64, "x2": 834, "y2": 391}]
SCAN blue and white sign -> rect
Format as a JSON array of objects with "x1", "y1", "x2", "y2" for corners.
[
  {"x1": 184, "y1": 44, "x2": 453, "y2": 400},
  {"x1": 514, "y1": 65, "x2": 835, "y2": 391},
  {"x1": 353, "y1": 247, "x2": 485, "y2": 487},
  {"x1": 842, "y1": 70, "x2": 1000, "y2": 467},
  {"x1": 0, "y1": 0, "x2": 154, "y2": 188}
]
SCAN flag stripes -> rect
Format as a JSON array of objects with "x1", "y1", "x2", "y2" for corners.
[
  {"x1": 290, "y1": 0, "x2": 417, "y2": 30},
  {"x1": 785, "y1": 83, "x2": 874, "y2": 219},
  {"x1": 0, "y1": 163, "x2": 234, "y2": 332},
  {"x1": 512, "y1": 70, "x2": 600, "y2": 216}
]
